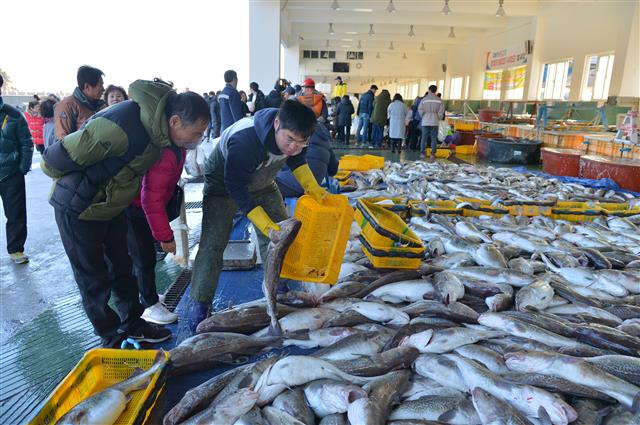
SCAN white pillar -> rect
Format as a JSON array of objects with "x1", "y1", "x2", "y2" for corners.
[
  {"x1": 283, "y1": 41, "x2": 300, "y2": 84},
  {"x1": 249, "y1": 0, "x2": 281, "y2": 90}
]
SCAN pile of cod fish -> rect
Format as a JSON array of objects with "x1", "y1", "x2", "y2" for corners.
[{"x1": 164, "y1": 162, "x2": 640, "y2": 425}]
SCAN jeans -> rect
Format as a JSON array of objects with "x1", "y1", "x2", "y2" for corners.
[
  {"x1": 420, "y1": 125, "x2": 439, "y2": 155},
  {"x1": 370, "y1": 124, "x2": 383, "y2": 147},
  {"x1": 408, "y1": 121, "x2": 420, "y2": 150},
  {"x1": 0, "y1": 172, "x2": 27, "y2": 254},
  {"x1": 356, "y1": 113, "x2": 370, "y2": 144}
]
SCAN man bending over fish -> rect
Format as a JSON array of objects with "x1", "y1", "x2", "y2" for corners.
[{"x1": 189, "y1": 100, "x2": 324, "y2": 330}]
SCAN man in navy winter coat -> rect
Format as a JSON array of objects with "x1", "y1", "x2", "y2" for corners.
[
  {"x1": 218, "y1": 70, "x2": 245, "y2": 132},
  {"x1": 356, "y1": 84, "x2": 377, "y2": 145}
]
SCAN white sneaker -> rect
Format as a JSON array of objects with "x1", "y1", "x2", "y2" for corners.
[
  {"x1": 158, "y1": 294, "x2": 166, "y2": 304},
  {"x1": 141, "y1": 302, "x2": 178, "y2": 325},
  {"x1": 9, "y1": 252, "x2": 29, "y2": 264}
]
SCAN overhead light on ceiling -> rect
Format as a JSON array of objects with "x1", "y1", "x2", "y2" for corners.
[
  {"x1": 376, "y1": 51, "x2": 381, "y2": 59},
  {"x1": 328, "y1": 23, "x2": 335, "y2": 34},
  {"x1": 353, "y1": 8, "x2": 373, "y2": 12},
  {"x1": 299, "y1": 35, "x2": 304, "y2": 41},
  {"x1": 442, "y1": 0, "x2": 452, "y2": 15},
  {"x1": 341, "y1": 45, "x2": 351, "y2": 48},
  {"x1": 341, "y1": 38, "x2": 353, "y2": 41},
  {"x1": 389, "y1": 41, "x2": 394, "y2": 50},
  {"x1": 496, "y1": 0, "x2": 506, "y2": 17},
  {"x1": 345, "y1": 31, "x2": 358, "y2": 35},
  {"x1": 357, "y1": 40, "x2": 362, "y2": 49},
  {"x1": 420, "y1": 42, "x2": 426, "y2": 51},
  {"x1": 449, "y1": 26, "x2": 456, "y2": 38},
  {"x1": 326, "y1": 39, "x2": 330, "y2": 47},
  {"x1": 403, "y1": 53, "x2": 408, "y2": 59},
  {"x1": 368, "y1": 24, "x2": 375, "y2": 36},
  {"x1": 408, "y1": 25, "x2": 415, "y2": 37},
  {"x1": 386, "y1": 0, "x2": 396, "y2": 13},
  {"x1": 331, "y1": 0, "x2": 340, "y2": 11}
]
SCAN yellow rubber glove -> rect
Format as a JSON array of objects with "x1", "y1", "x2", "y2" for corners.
[
  {"x1": 293, "y1": 164, "x2": 327, "y2": 203},
  {"x1": 247, "y1": 206, "x2": 280, "y2": 237}
]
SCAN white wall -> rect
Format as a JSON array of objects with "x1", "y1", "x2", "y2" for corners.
[
  {"x1": 442, "y1": 2, "x2": 637, "y2": 101},
  {"x1": 298, "y1": 50, "x2": 447, "y2": 95},
  {"x1": 619, "y1": 1, "x2": 639, "y2": 98},
  {"x1": 249, "y1": 1, "x2": 281, "y2": 90}
]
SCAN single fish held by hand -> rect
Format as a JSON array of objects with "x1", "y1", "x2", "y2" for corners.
[{"x1": 264, "y1": 218, "x2": 302, "y2": 336}]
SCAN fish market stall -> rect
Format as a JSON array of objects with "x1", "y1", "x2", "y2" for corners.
[
  {"x1": 476, "y1": 137, "x2": 542, "y2": 165},
  {"x1": 38, "y1": 160, "x2": 640, "y2": 425}
]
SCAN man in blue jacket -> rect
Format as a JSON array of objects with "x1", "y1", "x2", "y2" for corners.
[
  {"x1": 356, "y1": 84, "x2": 377, "y2": 146},
  {"x1": 218, "y1": 70, "x2": 244, "y2": 132},
  {"x1": 189, "y1": 100, "x2": 325, "y2": 330},
  {"x1": 0, "y1": 75, "x2": 33, "y2": 264}
]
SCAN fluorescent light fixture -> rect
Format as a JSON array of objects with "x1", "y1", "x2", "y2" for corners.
[
  {"x1": 357, "y1": 40, "x2": 362, "y2": 49},
  {"x1": 408, "y1": 25, "x2": 415, "y2": 37},
  {"x1": 341, "y1": 38, "x2": 353, "y2": 41},
  {"x1": 403, "y1": 53, "x2": 408, "y2": 59},
  {"x1": 496, "y1": 0, "x2": 506, "y2": 17},
  {"x1": 341, "y1": 45, "x2": 351, "y2": 48},
  {"x1": 345, "y1": 31, "x2": 358, "y2": 34},
  {"x1": 442, "y1": 0, "x2": 452, "y2": 15},
  {"x1": 353, "y1": 8, "x2": 373, "y2": 12},
  {"x1": 376, "y1": 52, "x2": 381, "y2": 59},
  {"x1": 331, "y1": 0, "x2": 340, "y2": 11},
  {"x1": 389, "y1": 41, "x2": 394, "y2": 50},
  {"x1": 328, "y1": 23, "x2": 335, "y2": 34},
  {"x1": 386, "y1": 0, "x2": 396, "y2": 13},
  {"x1": 449, "y1": 26, "x2": 456, "y2": 38},
  {"x1": 420, "y1": 42, "x2": 426, "y2": 51},
  {"x1": 368, "y1": 24, "x2": 375, "y2": 36}
]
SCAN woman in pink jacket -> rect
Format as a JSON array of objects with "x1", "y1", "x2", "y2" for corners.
[{"x1": 126, "y1": 145, "x2": 185, "y2": 324}]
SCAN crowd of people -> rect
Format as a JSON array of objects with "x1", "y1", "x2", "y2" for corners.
[{"x1": 0, "y1": 64, "x2": 446, "y2": 349}]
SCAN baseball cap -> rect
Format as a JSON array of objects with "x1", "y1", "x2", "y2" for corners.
[{"x1": 303, "y1": 78, "x2": 315, "y2": 88}]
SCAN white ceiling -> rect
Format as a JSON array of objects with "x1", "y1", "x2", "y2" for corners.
[{"x1": 282, "y1": 0, "x2": 540, "y2": 53}]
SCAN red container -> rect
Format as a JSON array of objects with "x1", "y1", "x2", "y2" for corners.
[
  {"x1": 454, "y1": 130, "x2": 476, "y2": 145},
  {"x1": 579, "y1": 155, "x2": 640, "y2": 192},
  {"x1": 542, "y1": 148, "x2": 582, "y2": 177},
  {"x1": 478, "y1": 109, "x2": 503, "y2": 123}
]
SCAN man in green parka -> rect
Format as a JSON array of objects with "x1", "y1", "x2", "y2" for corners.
[{"x1": 41, "y1": 79, "x2": 209, "y2": 348}]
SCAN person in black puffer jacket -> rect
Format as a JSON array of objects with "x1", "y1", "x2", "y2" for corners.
[
  {"x1": 265, "y1": 79, "x2": 288, "y2": 108},
  {"x1": 336, "y1": 95, "x2": 355, "y2": 144},
  {"x1": 0, "y1": 75, "x2": 33, "y2": 264}
]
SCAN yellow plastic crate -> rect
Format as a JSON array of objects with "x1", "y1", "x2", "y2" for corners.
[
  {"x1": 454, "y1": 121, "x2": 476, "y2": 131},
  {"x1": 554, "y1": 201, "x2": 599, "y2": 209},
  {"x1": 359, "y1": 235, "x2": 424, "y2": 269},
  {"x1": 355, "y1": 199, "x2": 423, "y2": 248},
  {"x1": 500, "y1": 200, "x2": 556, "y2": 217},
  {"x1": 550, "y1": 207, "x2": 605, "y2": 222},
  {"x1": 455, "y1": 198, "x2": 509, "y2": 218},
  {"x1": 360, "y1": 197, "x2": 411, "y2": 219},
  {"x1": 338, "y1": 154, "x2": 385, "y2": 171},
  {"x1": 30, "y1": 349, "x2": 169, "y2": 425},
  {"x1": 598, "y1": 203, "x2": 640, "y2": 217},
  {"x1": 334, "y1": 170, "x2": 352, "y2": 181},
  {"x1": 455, "y1": 144, "x2": 476, "y2": 155},
  {"x1": 281, "y1": 194, "x2": 354, "y2": 284},
  {"x1": 433, "y1": 148, "x2": 453, "y2": 158},
  {"x1": 409, "y1": 200, "x2": 462, "y2": 217}
]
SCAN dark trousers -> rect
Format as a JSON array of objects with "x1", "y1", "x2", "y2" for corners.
[
  {"x1": 126, "y1": 207, "x2": 159, "y2": 308},
  {"x1": 0, "y1": 172, "x2": 27, "y2": 254},
  {"x1": 35, "y1": 144, "x2": 45, "y2": 154},
  {"x1": 390, "y1": 138, "x2": 402, "y2": 152},
  {"x1": 337, "y1": 125, "x2": 351, "y2": 144},
  {"x1": 55, "y1": 209, "x2": 144, "y2": 346},
  {"x1": 408, "y1": 121, "x2": 421, "y2": 150}
]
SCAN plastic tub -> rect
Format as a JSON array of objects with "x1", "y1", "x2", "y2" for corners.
[
  {"x1": 355, "y1": 199, "x2": 423, "y2": 249},
  {"x1": 31, "y1": 349, "x2": 169, "y2": 425},
  {"x1": 359, "y1": 235, "x2": 424, "y2": 270},
  {"x1": 476, "y1": 137, "x2": 542, "y2": 164},
  {"x1": 338, "y1": 154, "x2": 385, "y2": 171},
  {"x1": 478, "y1": 109, "x2": 503, "y2": 123},
  {"x1": 281, "y1": 194, "x2": 354, "y2": 284}
]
